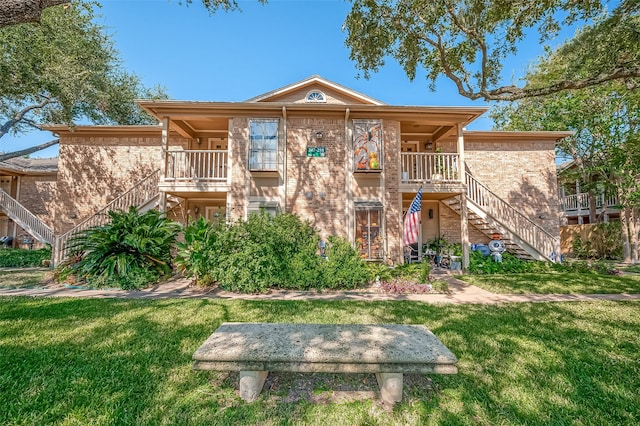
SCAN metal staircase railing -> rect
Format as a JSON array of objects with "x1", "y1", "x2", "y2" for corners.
[
  {"x1": 465, "y1": 173, "x2": 560, "y2": 261},
  {"x1": 53, "y1": 169, "x2": 161, "y2": 265},
  {"x1": 0, "y1": 188, "x2": 54, "y2": 244}
]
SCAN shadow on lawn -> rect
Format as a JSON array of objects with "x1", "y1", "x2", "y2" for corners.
[{"x1": 1, "y1": 298, "x2": 638, "y2": 425}]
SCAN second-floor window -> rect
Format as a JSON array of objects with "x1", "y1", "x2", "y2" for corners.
[
  {"x1": 249, "y1": 119, "x2": 278, "y2": 171},
  {"x1": 353, "y1": 120, "x2": 382, "y2": 171}
]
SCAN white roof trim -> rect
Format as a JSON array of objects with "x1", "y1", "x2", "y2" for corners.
[{"x1": 246, "y1": 75, "x2": 386, "y2": 105}]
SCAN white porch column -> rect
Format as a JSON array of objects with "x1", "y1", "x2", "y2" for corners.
[
  {"x1": 457, "y1": 123, "x2": 469, "y2": 269},
  {"x1": 159, "y1": 117, "x2": 169, "y2": 213}
]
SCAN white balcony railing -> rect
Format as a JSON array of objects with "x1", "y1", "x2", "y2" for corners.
[
  {"x1": 562, "y1": 192, "x2": 619, "y2": 212},
  {"x1": 165, "y1": 150, "x2": 228, "y2": 182},
  {"x1": 401, "y1": 153, "x2": 460, "y2": 183}
]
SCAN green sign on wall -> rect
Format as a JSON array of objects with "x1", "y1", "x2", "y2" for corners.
[{"x1": 306, "y1": 147, "x2": 327, "y2": 157}]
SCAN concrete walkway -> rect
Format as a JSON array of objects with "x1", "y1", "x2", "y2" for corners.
[{"x1": 2, "y1": 273, "x2": 640, "y2": 304}]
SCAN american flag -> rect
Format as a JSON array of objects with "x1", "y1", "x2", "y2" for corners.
[{"x1": 403, "y1": 188, "x2": 422, "y2": 245}]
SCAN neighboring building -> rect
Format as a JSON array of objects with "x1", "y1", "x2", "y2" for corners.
[
  {"x1": 0, "y1": 157, "x2": 57, "y2": 248},
  {"x1": 4, "y1": 76, "x2": 567, "y2": 266},
  {"x1": 557, "y1": 160, "x2": 621, "y2": 225}
]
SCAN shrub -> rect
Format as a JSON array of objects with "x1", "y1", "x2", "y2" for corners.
[
  {"x1": 174, "y1": 217, "x2": 222, "y2": 286},
  {"x1": 59, "y1": 207, "x2": 180, "y2": 290},
  {"x1": 0, "y1": 248, "x2": 51, "y2": 267},
  {"x1": 468, "y1": 250, "x2": 553, "y2": 274},
  {"x1": 572, "y1": 222, "x2": 622, "y2": 260},
  {"x1": 319, "y1": 236, "x2": 372, "y2": 290},
  {"x1": 176, "y1": 211, "x2": 372, "y2": 293}
]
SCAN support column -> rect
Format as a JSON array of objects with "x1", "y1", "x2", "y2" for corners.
[
  {"x1": 159, "y1": 117, "x2": 169, "y2": 213},
  {"x1": 239, "y1": 370, "x2": 268, "y2": 402},
  {"x1": 375, "y1": 372, "x2": 403, "y2": 405},
  {"x1": 457, "y1": 123, "x2": 469, "y2": 269},
  {"x1": 460, "y1": 195, "x2": 470, "y2": 269}
]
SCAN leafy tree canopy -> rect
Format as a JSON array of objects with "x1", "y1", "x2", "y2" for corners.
[
  {"x1": 344, "y1": 0, "x2": 640, "y2": 101},
  {"x1": 0, "y1": 1, "x2": 166, "y2": 159},
  {"x1": 0, "y1": 0, "x2": 268, "y2": 28},
  {"x1": 492, "y1": 35, "x2": 640, "y2": 261}
]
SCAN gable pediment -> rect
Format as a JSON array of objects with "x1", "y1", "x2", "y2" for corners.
[{"x1": 246, "y1": 75, "x2": 385, "y2": 106}]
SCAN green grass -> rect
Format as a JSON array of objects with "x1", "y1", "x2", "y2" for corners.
[
  {"x1": 460, "y1": 271, "x2": 640, "y2": 294},
  {"x1": 622, "y1": 264, "x2": 640, "y2": 274},
  {"x1": 0, "y1": 270, "x2": 49, "y2": 289},
  {"x1": 1, "y1": 297, "x2": 639, "y2": 425}
]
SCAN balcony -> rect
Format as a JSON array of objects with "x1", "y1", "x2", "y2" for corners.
[
  {"x1": 400, "y1": 153, "x2": 463, "y2": 193},
  {"x1": 562, "y1": 192, "x2": 619, "y2": 214},
  {"x1": 160, "y1": 149, "x2": 229, "y2": 193}
]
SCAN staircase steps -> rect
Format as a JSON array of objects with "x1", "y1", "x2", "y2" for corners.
[
  {"x1": 0, "y1": 188, "x2": 54, "y2": 245},
  {"x1": 53, "y1": 169, "x2": 165, "y2": 265},
  {"x1": 442, "y1": 175, "x2": 558, "y2": 262}
]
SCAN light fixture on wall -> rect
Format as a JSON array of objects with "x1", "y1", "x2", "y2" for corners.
[
  {"x1": 315, "y1": 130, "x2": 324, "y2": 139},
  {"x1": 305, "y1": 191, "x2": 314, "y2": 200},
  {"x1": 318, "y1": 192, "x2": 326, "y2": 200},
  {"x1": 69, "y1": 213, "x2": 77, "y2": 219},
  {"x1": 425, "y1": 141, "x2": 433, "y2": 150},
  {"x1": 428, "y1": 208, "x2": 434, "y2": 219},
  {"x1": 194, "y1": 206, "x2": 199, "y2": 214},
  {"x1": 196, "y1": 137, "x2": 202, "y2": 145}
]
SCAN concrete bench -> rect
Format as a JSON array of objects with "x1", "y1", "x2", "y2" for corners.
[{"x1": 192, "y1": 322, "x2": 458, "y2": 405}]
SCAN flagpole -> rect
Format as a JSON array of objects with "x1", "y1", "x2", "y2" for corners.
[{"x1": 418, "y1": 186, "x2": 423, "y2": 261}]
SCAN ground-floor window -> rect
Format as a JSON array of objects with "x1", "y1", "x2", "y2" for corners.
[{"x1": 355, "y1": 202, "x2": 383, "y2": 260}]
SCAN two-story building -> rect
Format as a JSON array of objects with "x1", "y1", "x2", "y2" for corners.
[{"x1": 14, "y1": 76, "x2": 567, "y2": 267}]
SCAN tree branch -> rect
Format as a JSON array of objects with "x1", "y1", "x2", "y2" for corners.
[
  {"x1": 0, "y1": 0, "x2": 68, "y2": 28},
  {"x1": 0, "y1": 139, "x2": 59, "y2": 162},
  {"x1": 481, "y1": 66, "x2": 640, "y2": 101},
  {"x1": 0, "y1": 97, "x2": 52, "y2": 139}
]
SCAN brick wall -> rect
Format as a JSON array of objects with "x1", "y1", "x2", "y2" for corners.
[
  {"x1": 383, "y1": 120, "x2": 402, "y2": 263},
  {"x1": 54, "y1": 133, "x2": 186, "y2": 234},
  {"x1": 18, "y1": 175, "x2": 57, "y2": 228},
  {"x1": 464, "y1": 138, "x2": 561, "y2": 237},
  {"x1": 439, "y1": 201, "x2": 491, "y2": 244},
  {"x1": 228, "y1": 117, "x2": 249, "y2": 222},
  {"x1": 285, "y1": 117, "x2": 347, "y2": 237}
]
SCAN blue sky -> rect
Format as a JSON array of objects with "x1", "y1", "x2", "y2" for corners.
[{"x1": 7, "y1": 0, "x2": 578, "y2": 158}]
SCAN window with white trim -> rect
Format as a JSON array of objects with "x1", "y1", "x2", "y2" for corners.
[
  {"x1": 305, "y1": 90, "x2": 326, "y2": 103},
  {"x1": 249, "y1": 119, "x2": 278, "y2": 171}
]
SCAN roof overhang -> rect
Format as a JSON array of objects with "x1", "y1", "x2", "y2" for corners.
[
  {"x1": 136, "y1": 99, "x2": 488, "y2": 140},
  {"x1": 464, "y1": 130, "x2": 574, "y2": 143}
]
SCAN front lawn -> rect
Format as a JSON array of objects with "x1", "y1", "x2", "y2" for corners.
[
  {"x1": 1, "y1": 297, "x2": 638, "y2": 425},
  {"x1": 459, "y1": 271, "x2": 640, "y2": 294}
]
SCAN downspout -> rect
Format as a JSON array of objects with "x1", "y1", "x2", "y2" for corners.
[{"x1": 281, "y1": 106, "x2": 287, "y2": 212}]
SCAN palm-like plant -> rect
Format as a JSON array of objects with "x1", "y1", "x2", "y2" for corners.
[{"x1": 65, "y1": 207, "x2": 180, "y2": 289}]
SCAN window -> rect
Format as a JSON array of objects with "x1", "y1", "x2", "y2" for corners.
[
  {"x1": 248, "y1": 201, "x2": 278, "y2": 217},
  {"x1": 305, "y1": 90, "x2": 326, "y2": 103},
  {"x1": 355, "y1": 202, "x2": 383, "y2": 260},
  {"x1": 249, "y1": 119, "x2": 278, "y2": 171},
  {"x1": 353, "y1": 120, "x2": 382, "y2": 171}
]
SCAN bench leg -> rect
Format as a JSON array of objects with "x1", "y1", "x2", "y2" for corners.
[
  {"x1": 375, "y1": 372, "x2": 403, "y2": 405},
  {"x1": 239, "y1": 370, "x2": 268, "y2": 402}
]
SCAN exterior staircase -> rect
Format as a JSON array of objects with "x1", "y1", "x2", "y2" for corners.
[
  {"x1": 442, "y1": 173, "x2": 560, "y2": 262},
  {"x1": 52, "y1": 169, "x2": 181, "y2": 265},
  {"x1": 0, "y1": 188, "x2": 54, "y2": 245}
]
